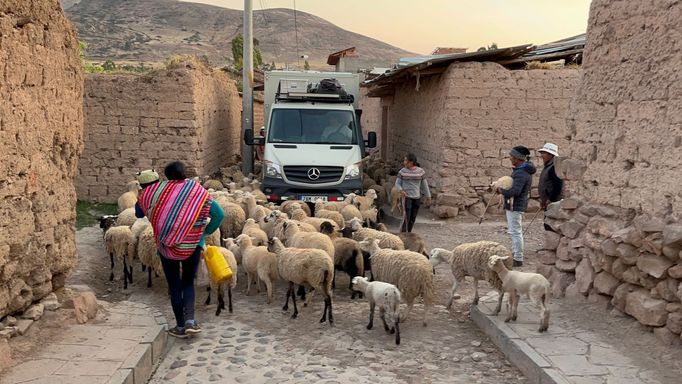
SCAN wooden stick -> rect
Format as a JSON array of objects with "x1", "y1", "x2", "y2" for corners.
[
  {"x1": 478, "y1": 192, "x2": 496, "y2": 225},
  {"x1": 523, "y1": 209, "x2": 543, "y2": 236}
]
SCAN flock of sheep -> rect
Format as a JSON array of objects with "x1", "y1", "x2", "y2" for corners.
[{"x1": 97, "y1": 163, "x2": 553, "y2": 345}]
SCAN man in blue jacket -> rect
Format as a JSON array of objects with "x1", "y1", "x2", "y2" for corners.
[{"x1": 498, "y1": 146, "x2": 536, "y2": 267}]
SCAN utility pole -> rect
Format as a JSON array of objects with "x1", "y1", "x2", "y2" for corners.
[{"x1": 241, "y1": 0, "x2": 254, "y2": 175}]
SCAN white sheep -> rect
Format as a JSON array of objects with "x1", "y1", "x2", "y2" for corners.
[
  {"x1": 235, "y1": 234, "x2": 278, "y2": 303},
  {"x1": 289, "y1": 203, "x2": 340, "y2": 232},
  {"x1": 115, "y1": 207, "x2": 137, "y2": 227},
  {"x1": 349, "y1": 217, "x2": 404, "y2": 250},
  {"x1": 215, "y1": 200, "x2": 246, "y2": 241},
  {"x1": 202, "y1": 178, "x2": 224, "y2": 191},
  {"x1": 374, "y1": 224, "x2": 429, "y2": 258},
  {"x1": 203, "y1": 246, "x2": 238, "y2": 316},
  {"x1": 267, "y1": 237, "x2": 334, "y2": 324},
  {"x1": 340, "y1": 203, "x2": 363, "y2": 222},
  {"x1": 241, "y1": 218, "x2": 268, "y2": 246},
  {"x1": 351, "y1": 276, "x2": 401, "y2": 345},
  {"x1": 488, "y1": 255, "x2": 551, "y2": 332},
  {"x1": 282, "y1": 220, "x2": 334, "y2": 260},
  {"x1": 360, "y1": 207, "x2": 379, "y2": 227},
  {"x1": 358, "y1": 238, "x2": 433, "y2": 326},
  {"x1": 314, "y1": 200, "x2": 345, "y2": 228},
  {"x1": 321, "y1": 193, "x2": 357, "y2": 211},
  {"x1": 222, "y1": 237, "x2": 242, "y2": 265},
  {"x1": 429, "y1": 241, "x2": 512, "y2": 315},
  {"x1": 354, "y1": 189, "x2": 378, "y2": 211},
  {"x1": 137, "y1": 226, "x2": 163, "y2": 287},
  {"x1": 281, "y1": 199, "x2": 311, "y2": 217},
  {"x1": 117, "y1": 180, "x2": 140, "y2": 213},
  {"x1": 104, "y1": 225, "x2": 135, "y2": 289}
]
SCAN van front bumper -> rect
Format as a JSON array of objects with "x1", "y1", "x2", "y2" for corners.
[{"x1": 261, "y1": 177, "x2": 363, "y2": 202}]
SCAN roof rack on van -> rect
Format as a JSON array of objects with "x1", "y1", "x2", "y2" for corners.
[{"x1": 275, "y1": 92, "x2": 355, "y2": 104}]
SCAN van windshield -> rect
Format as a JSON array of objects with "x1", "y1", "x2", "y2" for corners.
[{"x1": 268, "y1": 109, "x2": 357, "y2": 144}]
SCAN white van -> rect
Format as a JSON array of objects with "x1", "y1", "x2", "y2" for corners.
[{"x1": 245, "y1": 71, "x2": 377, "y2": 203}]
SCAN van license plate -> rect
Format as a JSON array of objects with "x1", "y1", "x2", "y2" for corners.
[{"x1": 300, "y1": 195, "x2": 327, "y2": 203}]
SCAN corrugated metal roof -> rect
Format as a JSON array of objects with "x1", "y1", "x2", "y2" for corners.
[{"x1": 364, "y1": 34, "x2": 585, "y2": 87}]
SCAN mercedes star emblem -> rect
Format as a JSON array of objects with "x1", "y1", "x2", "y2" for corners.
[{"x1": 307, "y1": 167, "x2": 321, "y2": 180}]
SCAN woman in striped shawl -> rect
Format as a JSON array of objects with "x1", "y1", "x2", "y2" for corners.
[{"x1": 135, "y1": 162, "x2": 224, "y2": 338}]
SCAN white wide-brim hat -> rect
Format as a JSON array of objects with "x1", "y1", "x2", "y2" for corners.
[{"x1": 538, "y1": 143, "x2": 559, "y2": 157}]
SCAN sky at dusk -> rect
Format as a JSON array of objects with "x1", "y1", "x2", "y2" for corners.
[{"x1": 181, "y1": 0, "x2": 591, "y2": 54}]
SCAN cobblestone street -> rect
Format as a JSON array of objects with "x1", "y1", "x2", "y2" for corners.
[{"x1": 72, "y1": 215, "x2": 530, "y2": 384}]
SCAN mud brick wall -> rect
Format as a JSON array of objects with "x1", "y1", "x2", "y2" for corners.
[
  {"x1": 382, "y1": 62, "x2": 579, "y2": 216},
  {"x1": 538, "y1": 0, "x2": 682, "y2": 345},
  {"x1": 77, "y1": 65, "x2": 242, "y2": 203},
  {"x1": 359, "y1": 87, "x2": 382, "y2": 155},
  {"x1": 0, "y1": 0, "x2": 84, "y2": 318}
]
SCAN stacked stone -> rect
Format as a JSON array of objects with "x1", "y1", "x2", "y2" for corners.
[{"x1": 537, "y1": 197, "x2": 682, "y2": 344}]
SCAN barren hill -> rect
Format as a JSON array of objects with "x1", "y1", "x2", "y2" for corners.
[{"x1": 63, "y1": 0, "x2": 413, "y2": 68}]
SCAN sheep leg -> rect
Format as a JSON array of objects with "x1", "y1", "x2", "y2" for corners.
[
  {"x1": 282, "y1": 283, "x2": 292, "y2": 312},
  {"x1": 244, "y1": 273, "x2": 252, "y2": 295},
  {"x1": 446, "y1": 279, "x2": 459, "y2": 309},
  {"x1": 319, "y1": 296, "x2": 329, "y2": 324},
  {"x1": 141, "y1": 264, "x2": 146, "y2": 272},
  {"x1": 122, "y1": 260, "x2": 129, "y2": 290},
  {"x1": 492, "y1": 290, "x2": 505, "y2": 316},
  {"x1": 228, "y1": 286, "x2": 233, "y2": 313},
  {"x1": 147, "y1": 267, "x2": 152, "y2": 288},
  {"x1": 205, "y1": 287, "x2": 211, "y2": 305},
  {"x1": 305, "y1": 289, "x2": 316, "y2": 307},
  {"x1": 394, "y1": 318, "x2": 401, "y2": 345},
  {"x1": 472, "y1": 279, "x2": 479, "y2": 305},
  {"x1": 400, "y1": 300, "x2": 414, "y2": 323},
  {"x1": 504, "y1": 292, "x2": 513, "y2": 322},
  {"x1": 109, "y1": 253, "x2": 115, "y2": 281},
  {"x1": 128, "y1": 263, "x2": 133, "y2": 284},
  {"x1": 297, "y1": 285, "x2": 307, "y2": 305},
  {"x1": 216, "y1": 286, "x2": 224, "y2": 316},
  {"x1": 380, "y1": 308, "x2": 390, "y2": 333},
  {"x1": 367, "y1": 301, "x2": 375, "y2": 330},
  {"x1": 256, "y1": 277, "x2": 262, "y2": 293},
  {"x1": 291, "y1": 284, "x2": 299, "y2": 319},
  {"x1": 511, "y1": 292, "x2": 520, "y2": 321},
  {"x1": 264, "y1": 278, "x2": 273, "y2": 304},
  {"x1": 326, "y1": 296, "x2": 333, "y2": 325}
]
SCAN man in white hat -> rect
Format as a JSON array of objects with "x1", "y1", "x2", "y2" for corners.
[{"x1": 537, "y1": 143, "x2": 563, "y2": 213}]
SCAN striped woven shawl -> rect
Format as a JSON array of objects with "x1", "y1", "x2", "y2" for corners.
[{"x1": 138, "y1": 179, "x2": 212, "y2": 260}]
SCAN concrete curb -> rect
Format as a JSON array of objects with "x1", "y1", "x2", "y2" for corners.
[
  {"x1": 108, "y1": 311, "x2": 168, "y2": 384},
  {"x1": 470, "y1": 305, "x2": 570, "y2": 384}
]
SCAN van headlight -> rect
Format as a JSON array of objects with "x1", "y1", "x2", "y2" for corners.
[
  {"x1": 344, "y1": 162, "x2": 361, "y2": 180},
  {"x1": 265, "y1": 161, "x2": 282, "y2": 179}
]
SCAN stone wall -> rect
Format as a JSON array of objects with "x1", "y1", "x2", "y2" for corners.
[
  {"x1": 538, "y1": 0, "x2": 682, "y2": 345},
  {"x1": 380, "y1": 62, "x2": 580, "y2": 216},
  {"x1": 77, "y1": 65, "x2": 242, "y2": 203},
  {"x1": 0, "y1": 0, "x2": 84, "y2": 318}
]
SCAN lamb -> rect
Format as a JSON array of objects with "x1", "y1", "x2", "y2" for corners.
[
  {"x1": 390, "y1": 184, "x2": 402, "y2": 215},
  {"x1": 222, "y1": 237, "x2": 242, "y2": 265},
  {"x1": 354, "y1": 189, "x2": 378, "y2": 211},
  {"x1": 358, "y1": 238, "x2": 433, "y2": 325},
  {"x1": 367, "y1": 184, "x2": 388, "y2": 207},
  {"x1": 117, "y1": 180, "x2": 140, "y2": 213},
  {"x1": 137, "y1": 226, "x2": 163, "y2": 287},
  {"x1": 490, "y1": 175, "x2": 513, "y2": 191},
  {"x1": 115, "y1": 207, "x2": 137, "y2": 227},
  {"x1": 374, "y1": 223, "x2": 429, "y2": 259},
  {"x1": 99, "y1": 215, "x2": 118, "y2": 240},
  {"x1": 314, "y1": 200, "x2": 345, "y2": 228},
  {"x1": 360, "y1": 207, "x2": 379, "y2": 227},
  {"x1": 488, "y1": 255, "x2": 550, "y2": 332},
  {"x1": 241, "y1": 218, "x2": 268, "y2": 246},
  {"x1": 235, "y1": 234, "x2": 279, "y2": 304},
  {"x1": 205, "y1": 227, "x2": 222, "y2": 247},
  {"x1": 203, "y1": 246, "x2": 238, "y2": 316},
  {"x1": 319, "y1": 221, "x2": 364, "y2": 299},
  {"x1": 104, "y1": 225, "x2": 135, "y2": 289},
  {"x1": 290, "y1": 204, "x2": 340, "y2": 232},
  {"x1": 429, "y1": 241, "x2": 512, "y2": 315},
  {"x1": 349, "y1": 217, "x2": 404, "y2": 250},
  {"x1": 267, "y1": 237, "x2": 334, "y2": 324},
  {"x1": 351, "y1": 276, "x2": 401, "y2": 345}
]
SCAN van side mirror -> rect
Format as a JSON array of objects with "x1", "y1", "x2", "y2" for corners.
[
  {"x1": 366, "y1": 132, "x2": 377, "y2": 148},
  {"x1": 244, "y1": 128, "x2": 254, "y2": 145}
]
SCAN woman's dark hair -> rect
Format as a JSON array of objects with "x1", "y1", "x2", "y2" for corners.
[
  {"x1": 405, "y1": 153, "x2": 418, "y2": 164},
  {"x1": 164, "y1": 161, "x2": 186, "y2": 180}
]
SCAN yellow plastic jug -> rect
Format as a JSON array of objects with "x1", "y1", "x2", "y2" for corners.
[{"x1": 204, "y1": 246, "x2": 233, "y2": 284}]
